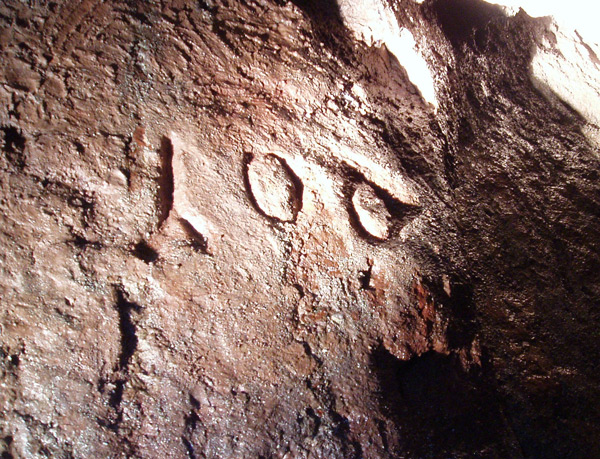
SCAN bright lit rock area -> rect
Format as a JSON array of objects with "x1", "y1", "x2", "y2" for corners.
[{"x1": 1, "y1": 0, "x2": 599, "y2": 457}]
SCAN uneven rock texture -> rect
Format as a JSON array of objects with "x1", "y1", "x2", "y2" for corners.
[{"x1": 0, "y1": 0, "x2": 599, "y2": 458}]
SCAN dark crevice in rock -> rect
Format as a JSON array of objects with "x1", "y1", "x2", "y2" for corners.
[
  {"x1": 301, "y1": 341, "x2": 323, "y2": 367},
  {"x1": 119, "y1": 167, "x2": 131, "y2": 187},
  {"x1": 68, "y1": 234, "x2": 102, "y2": 251},
  {"x1": 444, "y1": 280, "x2": 478, "y2": 349},
  {"x1": 290, "y1": 0, "x2": 342, "y2": 24},
  {"x1": 1, "y1": 434, "x2": 14, "y2": 459},
  {"x1": 102, "y1": 290, "x2": 142, "y2": 435},
  {"x1": 1, "y1": 126, "x2": 26, "y2": 169},
  {"x1": 158, "y1": 136, "x2": 175, "y2": 227},
  {"x1": 182, "y1": 437, "x2": 196, "y2": 459},
  {"x1": 116, "y1": 290, "x2": 140, "y2": 371},
  {"x1": 132, "y1": 240, "x2": 159, "y2": 263},
  {"x1": 197, "y1": 0, "x2": 215, "y2": 13},
  {"x1": 182, "y1": 395, "x2": 201, "y2": 459},
  {"x1": 107, "y1": 378, "x2": 126, "y2": 418},
  {"x1": 425, "y1": 274, "x2": 478, "y2": 350},
  {"x1": 429, "y1": 0, "x2": 506, "y2": 50},
  {"x1": 376, "y1": 419, "x2": 389, "y2": 453},
  {"x1": 212, "y1": 18, "x2": 238, "y2": 55},
  {"x1": 73, "y1": 140, "x2": 85, "y2": 154},
  {"x1": 358, "y1": 263, "x2": 375, "y2": 291},
  {"x1": 371, "y1": 345, "x2": 516, "y2": 457},
  {"x1": 293, "y1": 283, "x2": 305, "y2": 299}
]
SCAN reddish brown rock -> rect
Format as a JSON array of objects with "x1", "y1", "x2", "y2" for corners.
[{"x1": 0, "y1": 1, "x2": 599, "y2": 458}]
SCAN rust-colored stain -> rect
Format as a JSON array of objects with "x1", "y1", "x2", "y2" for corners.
[
  {"x1": 133, "y1": 126, "x2": 147, "y2": 148},
  {"x1": 413, "y1": 279, "x2": 436, "y2": 323}
]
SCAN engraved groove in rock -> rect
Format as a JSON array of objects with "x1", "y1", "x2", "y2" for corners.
[
  {"x1": 245, "y1": 153, "x2": 303, "y2": 222},
  {"x1": 345, "y1": 171, "x2": 422, "y2": 243},
  {"x1": 102, "y1": 289, "x2": 142, "y2": 433},
  {"x1": 352, "y1": 182, "x2": 392, "y2": 240}
]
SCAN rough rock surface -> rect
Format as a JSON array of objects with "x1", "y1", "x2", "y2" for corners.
[{"x1": 0, "y1": 0, "x2": 599, "y2": 458}]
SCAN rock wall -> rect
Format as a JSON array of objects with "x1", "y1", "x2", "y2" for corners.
[{"x1": 1, "y1": 0, "x2": 599, "y2": 458}]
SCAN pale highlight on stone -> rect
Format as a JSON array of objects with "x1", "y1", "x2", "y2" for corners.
[
  {"x1": 490, "y1": 0, "x2": 600, "y2": 46},
  {"x1": 337, "y1": 0, "x2": 438, "y2": 108},
  {"x1": 530, "y1": 23, "x2": 600, "y2": 128},
  {"x1": 247, "y1": 154, "x2": 301, "y2": 222},
  {"x1": 352, "y1": 182, "x2": 392, "y2": 240},
  {"x1": 488, "y1": 2, "x2": 600, "y2": 147}
]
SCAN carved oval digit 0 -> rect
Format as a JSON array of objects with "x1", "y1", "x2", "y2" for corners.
[
  {"x1": 352, "y1": 182, "x2": 391, "y2": 240},
  {"x1": 246, "y1": 154, "x2": 302, "y2": 222}
]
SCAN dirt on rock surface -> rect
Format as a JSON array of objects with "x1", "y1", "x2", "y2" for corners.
[{"x1": 1, "y1": 0, "x2": 599, "y2": 458}]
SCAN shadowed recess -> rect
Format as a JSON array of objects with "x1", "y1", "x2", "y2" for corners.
[
  {"x1": 429, "y1": 0, "x2": 506, "y2": 48},
  {"x1": 371, "y1": 346, "x2": 513, "y2": 456}
]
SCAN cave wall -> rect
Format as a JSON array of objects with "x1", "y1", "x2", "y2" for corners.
[{"x1": 1, "y1": 0, "x2": 599, "y2": 458}]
